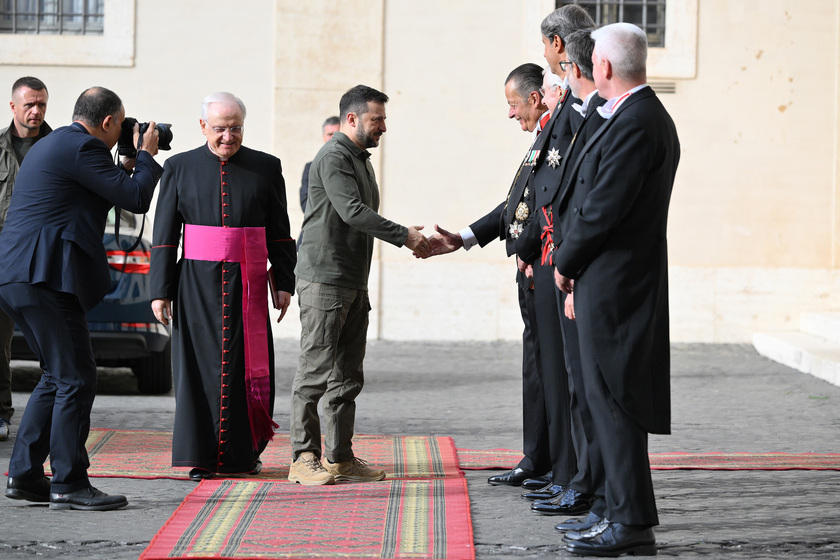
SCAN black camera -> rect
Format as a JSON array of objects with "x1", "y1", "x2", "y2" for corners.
[{"x1": 118, "y1": 117, "x2": 173, "y2": 158}]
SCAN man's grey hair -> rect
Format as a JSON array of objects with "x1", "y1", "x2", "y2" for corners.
[
  {"x1": 543, "y1": 66, "x2": 564, "y2": 89},
  {"x1": 201, "y1": 92, "x2": 247, "y2": 121},
  {"x1": 505, "y1": 63, "x2": 543, "y2": 101},
  {"x1": 565, "y1": 28, "x2": 597, "y2": 81},
  {"x1": 592, "y1": 23, "x2": 648, "y2": 82},
  {"x1": 541, "y1": 4, "x2": 595, "y2": 45}
]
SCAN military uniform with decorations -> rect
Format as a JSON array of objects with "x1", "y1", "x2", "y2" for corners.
[
  {"x1": 467, "y1": 117, "x2": 552, "y2": 477},
  {"x1": 514, "y1": 88, "x2": 583, "y2": 491}
]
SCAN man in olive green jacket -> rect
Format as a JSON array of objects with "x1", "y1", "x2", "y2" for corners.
[
  {"x1": 289, "y1": 85, "x2": 430, "y2": 485},
  {"x1": 0, "y1": 76, "x2": 50, "y2": 441}
]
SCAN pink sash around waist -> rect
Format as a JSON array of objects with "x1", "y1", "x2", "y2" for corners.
[{"x1": 183, "y1": 224, "x2": 277, "y2": 448}]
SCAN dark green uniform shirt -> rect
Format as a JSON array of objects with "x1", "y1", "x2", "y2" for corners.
[{"x1": 295, "y1": 131, "x2": 407, "y2": 290}]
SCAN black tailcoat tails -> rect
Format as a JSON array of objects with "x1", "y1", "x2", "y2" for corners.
[
  {"x1": 150, "y1": 144, "x2": 296, "y2": 474},
  {"x1": 550, "y1": 94, "x2": 608, "y2": 503},
  {"x1": 553, "y1": 86, "x2": 679, "y2": 525}
]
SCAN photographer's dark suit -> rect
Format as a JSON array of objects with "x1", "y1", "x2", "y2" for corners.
[{"x1": 0, "y1": 122, "x2": 161, "y2": 493}]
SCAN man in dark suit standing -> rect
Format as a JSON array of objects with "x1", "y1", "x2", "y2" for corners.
[
  {"x1": 512, "y1": 5, "x2": 596, "y2": 508},
  {"x1": 0, "y1": 87, "x2": 162, "y2": 511},
  {"x1": 426, "y1": 64, "x2": 552, "y2": 488},
  {"x1": 525, "y1": 27, "x2": 610, "y2": 521},
  {"x1": 552, "y1": 23, "x2": 680, "y2": 556}
]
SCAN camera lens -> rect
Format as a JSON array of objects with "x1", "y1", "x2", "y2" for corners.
[{"x1": 155, "y1": 124, "x2": 173, "y2": 151}]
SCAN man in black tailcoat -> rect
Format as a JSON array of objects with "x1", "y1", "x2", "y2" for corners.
[
  {"x1": 521, "y1": 26, "x2": 611, "y2": 523},
  {"x1": 512, "y1": 5, "x2": 596, "y2": 508},
  {"x1": 552, "y1": 23, "x2": 680, "y2": 556}
]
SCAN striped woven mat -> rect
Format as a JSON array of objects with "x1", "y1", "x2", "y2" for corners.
[
  {"x1": 140, "y1": 478, "x2": 474, "y2": 560},
  {"x1": 54, "y1": 429, "x2": 461, "y2": 480}
]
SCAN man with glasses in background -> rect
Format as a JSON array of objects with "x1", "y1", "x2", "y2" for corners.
[{"x1": 150, "y1": 92, "x2": 297, "y2": 482}]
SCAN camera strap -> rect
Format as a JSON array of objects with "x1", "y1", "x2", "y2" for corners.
[{"x1": 113, "y1": 207, "x2": 145, "y2": 272}]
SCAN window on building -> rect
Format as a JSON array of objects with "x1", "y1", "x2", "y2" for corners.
[
  {"x1": 0, "y1": 0, "x2": 104, "y2": 35},
  {"x1": 558, "y1": 1, "x2": 666, "y2": 48}
]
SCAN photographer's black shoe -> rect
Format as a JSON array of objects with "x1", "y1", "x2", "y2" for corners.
[
  {"x1": 49, "y1": 487, "x2": 128, "y2": 511},
  {"x1": 5, "y1": 476, "x2": 51, "y2": 503}
]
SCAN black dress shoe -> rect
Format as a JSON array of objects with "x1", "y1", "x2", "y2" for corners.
[
  {"x1": 565, "y1": 520, "x2": 656, "y2": 557},
  {"x1": 564, "y1": 517, "x2": 610, "y2": 542},
  {"x1": 189, "y1": 468, "x2": 214, "y2": 481},
  {"x1": 487, "y1": 467, "x2": 534, "y2": 487},
  {"x1": 5, "y1": 476, "x2": 51, "y2": 503},
  {"x1": 520, "y1": 483, "x2": 564, "y2": 501},
  {"x1": 531, "y1": 487, "x2": 596, "y2": 515},
  {"x1": 555, "y1": 511, "x2": 603, "y2": 532},
  {"x1": 520, "y1": 472, "x2": 552, "y2": 490},
  {"x1": 49, "y1": 487, "x2": 128, "y2": 511}
]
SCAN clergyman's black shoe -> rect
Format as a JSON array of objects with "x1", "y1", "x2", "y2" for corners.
[
  {"x1": 5, "y1": 476, "x2": 51, "y2": 503},
  {"x1": 555, "y1": 511, "x2": 603, "y2": 532},
  {"x1": 520, "y1": 483, "x2": 564, "y2": 501},
  {"x1": 49, "y1": 487, "x2": 128, "y2": 511},
  {"x1": 531, "y1": 487, "x2": 596, "y2": 515},
  {"x1": 521, "y1": 472, "x2": 552, "y2": 490},
  {"x1": 189, "y1": 468, "x2": 214, "y2": 482},
  {"x1": 487, "y1": 467, "x2": 534, "y2": 487},
  {"x1": 565, "y1": 520, "x2": 656, "y2": 557}
]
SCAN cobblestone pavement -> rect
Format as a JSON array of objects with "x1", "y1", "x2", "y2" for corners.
[{"x1": 1, "y1": 341, "x2": 838, "y2": 558}]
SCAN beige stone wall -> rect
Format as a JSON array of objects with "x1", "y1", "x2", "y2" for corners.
[
  {"x1": 1, "y1": 0, "x2": 838, "y2": 343},
  {"x1": 664, "y1": 0, "x2": 840, "y2": 340}
]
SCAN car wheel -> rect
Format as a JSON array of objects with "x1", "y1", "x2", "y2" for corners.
[{"x1": 134, "y1": 340, "x2": 172, "y2": 394}]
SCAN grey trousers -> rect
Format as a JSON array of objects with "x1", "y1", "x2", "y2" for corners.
[{"x1": 290, "y1": 280, "x2": 369, "y2": 463}]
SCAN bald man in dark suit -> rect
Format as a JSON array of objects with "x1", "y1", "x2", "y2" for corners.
[{"x1": 0, "y1": 87, "x2": 162, "y2": 511}]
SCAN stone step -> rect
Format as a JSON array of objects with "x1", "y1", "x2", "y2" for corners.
[
  {"x1": 752, "y1": 330, "x2": 840, "y2": 387},
  {"x1": 800, "y1": 311, "x2": 840, "y2": 343}
]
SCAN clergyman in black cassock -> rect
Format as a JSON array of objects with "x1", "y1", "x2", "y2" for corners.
[{"x1": 150, "y1": 93, "x2": 296, "y2": 479}]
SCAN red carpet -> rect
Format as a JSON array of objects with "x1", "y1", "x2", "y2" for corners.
[
  {"x1": 53, "y1": 430, "x2": 460, "y2": 480},
  {"x1": 40, "y1": 431, "x2": 840, "y2": 479},
  {"x1": 455, "y1": 448, "x2": 840, "y2": 470},
  {"x1": 649, "y1": 452, "x2": 840, "y2": 470},
  {"x1": 140, "y1": 478, "x2": 474, "y2": 560}
]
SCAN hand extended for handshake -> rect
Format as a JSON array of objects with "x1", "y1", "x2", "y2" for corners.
[
  {"x1": 412, "y1": 224, "x2": 463, "y2": 259},
  {"x1": 405, "y1": 225, "x2": 433, "y2": 259}
]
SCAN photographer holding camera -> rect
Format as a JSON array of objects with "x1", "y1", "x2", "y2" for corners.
[{"x1": 0, "y1": 86, "x2": 162, "y2": 511}]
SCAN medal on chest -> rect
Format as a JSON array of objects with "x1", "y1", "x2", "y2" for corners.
[{"x1": 546, "y1": 148, "x2": 561, "y2": 168}]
